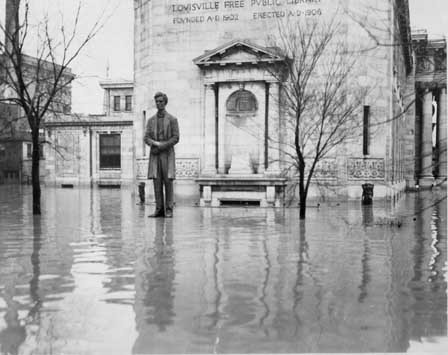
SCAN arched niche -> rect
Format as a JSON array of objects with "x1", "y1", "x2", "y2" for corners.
[{"x1": 223, "y1": 88, "x2": 261, "y2": 174}]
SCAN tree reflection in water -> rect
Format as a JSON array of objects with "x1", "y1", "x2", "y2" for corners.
[
  {"x1": 0, "y1": 188, "x2": 445, "y2": 354},
  {"x1": 0, "y1": 216, "x2": 42, "y2": 355}
]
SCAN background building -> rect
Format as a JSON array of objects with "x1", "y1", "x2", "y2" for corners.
[
  {"x1": 2, "y1": 0, "x2": 445, "y2": 207},
  {"x1": 44, "y1": 80, "x2": 134, "y2": 186},
  {"x1": 0, "y1": 0, "x2": 75, "y2": 184},
  {"x1": 0, "y1": 57, "x2": 74, "y2": 184},
  {"x1": 412, "y1": 30, "x2": 447, "y2": 187},
  {"x1": 132, "y1": 0, "x2": 446, "y2": 204}
]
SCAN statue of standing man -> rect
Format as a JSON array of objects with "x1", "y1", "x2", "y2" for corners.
[{"x1": 144, "y1": 92, "x2": 180, "y2": 218}]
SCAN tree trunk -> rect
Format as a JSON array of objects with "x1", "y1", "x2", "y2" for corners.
[
  {"x1": 299, "y1": 191, "x2": 307, "y2": 219},
  {"x1": 31, "y1": 129, "x2": 41, "y2": 215},
  {"x1": 298, "y1": 169, "x2": 307, "y2": 220}
]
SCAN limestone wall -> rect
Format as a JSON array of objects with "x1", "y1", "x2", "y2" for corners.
[
  {"x1": 44, "y1": 124, "x2": 134, "y2": 186},
  {"x1": 133, "y1": 0, "x2": 412, "y2": 199}
]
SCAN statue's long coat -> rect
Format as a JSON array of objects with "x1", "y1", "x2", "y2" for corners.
[{"x1": 144, "y1": 112, "x2": 179, "y2": 179}]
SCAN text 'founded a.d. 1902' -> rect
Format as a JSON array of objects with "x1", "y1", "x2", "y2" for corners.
[{"x1": 170, "y1": 0, "x2": 323, "y2": 24}]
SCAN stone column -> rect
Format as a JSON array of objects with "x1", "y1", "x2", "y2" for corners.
[
  {"x1": 265, "y1": 81, "x2": 281, "y2": 175},
  {"x1": 419, "y1": 88, "x2": 435, "y2": 187},
  {"x1": 218, "y1": 86, "x2": 226, "y2": 174},
  {"x1": 202, "y1": 84, "x2": 217, "y2": 175},
  {"x1": 438, "y1": 87, "x2": 447, "y2": 183}
]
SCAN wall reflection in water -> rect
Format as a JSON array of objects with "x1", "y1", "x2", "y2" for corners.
[
  {"x1": 409, "y1": 193, "x2": 446, "y2": 340},
  {"x1": 0, "y1": 188, "x2": 76, "y2": 355},
  {"x1": 0, "y1": 187, "x2": 446, "y2": 354},
  {"x1": 0, "y1": 217, "x2": 42, "y2": 355},
  {"x1": 0, "y1": 187, "x2": 138, "y2": 355},
  {"x1": 130, "y1": 194, "x2": 446, "y2": 354},
  {"x1": 96, "y1": 188, "x2": 136, "y2": 305}
]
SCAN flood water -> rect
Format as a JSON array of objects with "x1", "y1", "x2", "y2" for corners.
[{"x1": 0, "y1": 186, "x2": 446, "y2": 354}]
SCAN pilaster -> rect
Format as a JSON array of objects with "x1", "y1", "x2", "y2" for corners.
[
  {"x1": 217, "y1": 84, "x2": 226, "y2": 174},
  {"x1": 202, "y1": 83, "x2": 217, "y2": 175},
  {"x1": 437, "y1": 87, "x2": 447, "y2": 184},
  {"x1": 265, "y1": 81, "x2": 281, "y2": 175},
  {"x1": 419, "y1": 88, "x2": 435, "y2": 187}
]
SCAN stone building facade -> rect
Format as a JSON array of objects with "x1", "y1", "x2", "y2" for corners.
[
  {"x1": 0, "y1": 60, "x2": 74, "y2": 184},
  {"x1": 0, "y1": 0, "x2": 75, "y2": 184},
  {"x1": 133, "y1": 0, "x2": 440, "y2": 204},
  {"x1": 43, "y1": 80, "x2": 134, "y2": 186},
  {"x1": 412, "y1": 31, "x2": 447, "y2": 187}
]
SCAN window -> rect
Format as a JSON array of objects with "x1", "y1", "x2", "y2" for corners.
[
  {"x1": 226, "y1": 90, "x2": 257, "y2": 113},
  {"x1": 125, "y1": 95, "x2": 132, "y2": 111},
  {"x1": 113, "y1": 96, "x2": 121, "y2": 111},
  {"x1": 99, "y1": 134, "x2": 121, "y2": 169},
  {"x1": 26, "y1": 143, "x2": 44, "y2": 159},
  {"x1": 363, "y1": 105, "x2": 370, "y2": 155}
]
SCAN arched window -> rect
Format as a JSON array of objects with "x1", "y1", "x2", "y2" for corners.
[{"x1": 226, "y1": 90, "x2": 257, "y2": 113}]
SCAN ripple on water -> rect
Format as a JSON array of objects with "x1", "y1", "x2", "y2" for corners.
[{"x1": 0, "y1": 187, "x2": 446, "y2": 354}]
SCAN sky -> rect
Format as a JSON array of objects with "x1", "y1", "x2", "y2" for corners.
[
  {"x1": 0, "y1": 0, "x2": 133, "y2": 114},
  {"x1": 409, "y1": 0, "x2": 448, "y2": 38},
  {"x1": 0, "y1": 0, "x2": 447, "y2": 114}
]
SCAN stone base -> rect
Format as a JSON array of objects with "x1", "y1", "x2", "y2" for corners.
[
  {"x1": 434, "y1": 177, "x2": 447, "y2": 188},
  {"x1": 405, "y1": 178, "x2": 418, "y2": 190},
  {"x1": 196, "y1": 176, "x2": 287, "y2": 207},
  {"x1": 418, "y1": 176, "x2": 435, "y2": 189}
]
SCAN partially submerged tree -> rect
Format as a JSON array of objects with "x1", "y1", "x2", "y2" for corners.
[
  {"x1": 267, "y1": 16, "x2": 371, "y2": 219},
  {"x1": 0, "y1": 0, "x2": 103, "y2": 214}
]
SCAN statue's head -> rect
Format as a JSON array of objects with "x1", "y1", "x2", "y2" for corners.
[{"x1": 154, "y1": 92, "x2": 168, "y2": 110}]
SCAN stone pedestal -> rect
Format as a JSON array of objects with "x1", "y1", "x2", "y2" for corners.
[
  {"x1": 196, "y1": 177, "x2": 287, "y2": 207},
  {"x1": 228, "y1": 151, "x2": 252, "y2": 175}
]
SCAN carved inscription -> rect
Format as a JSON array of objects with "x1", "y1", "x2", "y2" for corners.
[{"x1": 169, "y1": 0, "x2": 324, "y2": 25}]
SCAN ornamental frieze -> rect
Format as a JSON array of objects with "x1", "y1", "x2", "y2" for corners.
[
  {"x1": 175, "y1": 158, "x2": 200, "y2": 179},
  {"x1": 347, "y1": 158, "x2": 385, "y2": 180},
  {"x1": 136, "y1": 158, "x2": 200, "y2": 179}
]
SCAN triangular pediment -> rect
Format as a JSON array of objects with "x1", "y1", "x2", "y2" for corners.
[{"x1": 193, "y1": 39, "x2": 285, "y2": 67}]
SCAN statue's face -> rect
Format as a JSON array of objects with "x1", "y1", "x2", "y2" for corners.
[{"x1": 155, "y1": 96, "x2": 166, "y2": 111}]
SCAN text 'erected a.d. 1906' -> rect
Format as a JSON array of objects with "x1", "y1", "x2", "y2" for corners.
[{"x1": 169, "y1": 0, "x2": 324, "y2": 25}]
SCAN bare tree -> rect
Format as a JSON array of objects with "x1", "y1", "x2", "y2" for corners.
[
  {"x1": 266, "y1": 17, "x2": 371, "y2": 219},
  {"x1": 0, "y1": 0, "x2": 103, "y2": 214}
]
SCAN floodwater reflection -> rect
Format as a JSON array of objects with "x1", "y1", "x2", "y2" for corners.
[
  {"x1": 0, "y1": 186, "x2": 446, "y2": 354},
  {"x1": 133, "y1": 219, "x2": 176, "y2": 353},
  {"x1": 0, "y1": 216, "x2": 42, "y2": 355}
]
